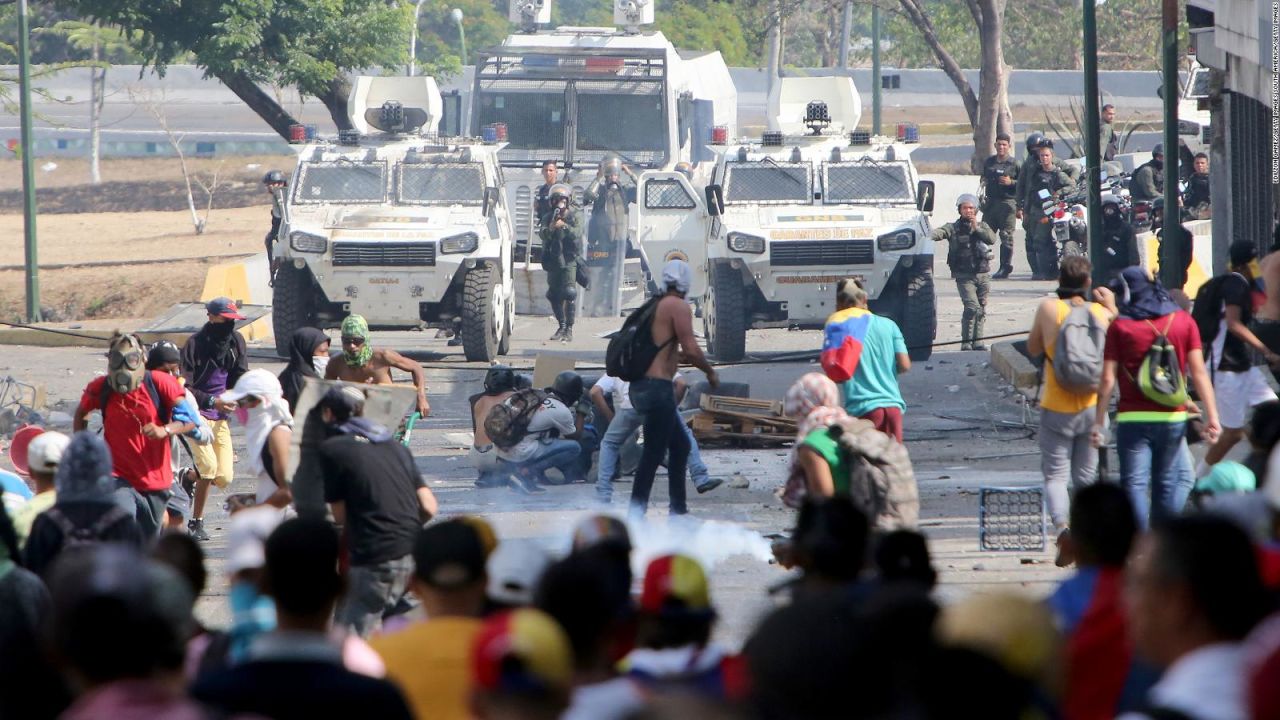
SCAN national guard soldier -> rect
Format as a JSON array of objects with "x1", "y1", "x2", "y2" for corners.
[
  {"x1": 981, "y1": 133, "x2": 1020, "y2": 280},
  {"x1": 534, "y1": 159, "x2": 559, "y2": 227},
  {"x1": 583, "y1": 156, "x2": 636, "y2": 317},
  {"x1": 1130, "y1": 143, "x2": 1165, "y2": 204},
  {"x1": 933, "y1": 194, "x2": 998, "y2": 351},
  {"x1": 540, "y1": 183, "x2": 581, "y2": 342},
  {"x1": 1021, "y1": 145, "x2": 1076, "y2": 280}
]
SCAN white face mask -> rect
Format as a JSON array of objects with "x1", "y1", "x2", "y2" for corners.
[{"x1": 312, "y1": 354, "x2": 331, "y2": 375}]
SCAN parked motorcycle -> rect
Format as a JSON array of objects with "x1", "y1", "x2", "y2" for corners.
[{"x1": 1037, "y1": 188, "x2": 1088, "y2": 261}]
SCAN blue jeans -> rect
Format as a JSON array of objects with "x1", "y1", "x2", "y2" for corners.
[
  {"x1": 1116, "y1": 421, "x2": 1193, "y2": 529},
  {"x1": 597, "y1": 409, "x2": 710, "y2": 503},
  {"x1": 501, "y1": 440, "x2": 581, "y2": 482},
  {"x1": 630, "y1": 378, "x2": 689, "y2": 516}
]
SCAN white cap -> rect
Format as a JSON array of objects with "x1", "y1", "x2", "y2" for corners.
[
  {"x1": 225, "y1": 507, "x2": 284, "y2": 575},
  {"x1": 661, "y1": 258, "x2": 692, "y2": 295},
  {"x1": 219, "y1": 368, "x2": 284, "y2": 404},
  {"x1": 27, "y1": 431, "x2": 69, "y2": 474},
  {"x1": 485, "y1": 540, "x2": 552, "y2": 607}
]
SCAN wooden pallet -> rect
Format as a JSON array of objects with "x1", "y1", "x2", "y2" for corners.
[{"x1": 691, "y1": 394, "x2": 796, "y2": 447}]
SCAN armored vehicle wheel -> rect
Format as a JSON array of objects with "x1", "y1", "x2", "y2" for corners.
[
  {"x1": 272, "y1": 264, "x2": 318, "y2": 358},
  {"x1": 498, "y1": 297, "x2": 513, "y2": 356},
  {"x1": 461, "y1": 265, "x2": 501, "y2": 362},
  {"x1": 1062, "y1": 240, "x2": 1085, "y2": 258},
  {"x1": 706, "y1": 265, "x2": 746, "y2": 362},
  {"x1": 901, "y1": 266, "x2": 937, "y2": 362}
]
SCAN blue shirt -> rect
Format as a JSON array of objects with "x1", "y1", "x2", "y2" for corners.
[
  {"x1": 1, "y1": 469, "x2": 33, "y2": 519},
  {"x1": 838, "y1": 312, "x2": 907, "y2": 416}
]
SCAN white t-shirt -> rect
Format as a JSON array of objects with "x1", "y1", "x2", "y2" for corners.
[
  {"x1": 498, "y1": 397, "x2": 576, "y2": 462},
  {"x1": 594, "y1": 372, "x2": 683, "y2": 413}
]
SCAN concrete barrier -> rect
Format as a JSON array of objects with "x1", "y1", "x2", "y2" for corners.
[
  {"x1": 200, "y1": 253, "x2": 274, "y2": 342},
  {"x1": 990, "y1": 340, "x2": 1040, "y2": 392}
]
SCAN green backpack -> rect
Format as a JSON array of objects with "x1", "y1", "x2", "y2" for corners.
[{"x1": 1127, "y1": 316, "x2": 1188, "y2": 408}]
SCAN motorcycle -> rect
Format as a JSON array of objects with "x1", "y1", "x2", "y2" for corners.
[{"x1": 1037, "y1": 188, "x2": 1088, "y2": 261}]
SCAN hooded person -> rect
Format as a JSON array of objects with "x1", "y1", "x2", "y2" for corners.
[
  {"x1": 23, "y1": 432, "x2": 144, "y2": 578},
  {"x1": 278, "y1": 328, "x2": 331, "y2": 413},
  {"x1": 326, "y1": 314, "x2": 431, "y2": 418},
  {"x1": 219, "y1": 370, "x2": 294, "y2": 512},
  {"x1": 781, "y1": 373, "x2": 851, "y2": 508},
  {"x1": 1096, "y1": 195, "x2": 1140, "y2": 282},
  {"x1": 340, "y1": 315, "x2": 374, "y2": 368}
]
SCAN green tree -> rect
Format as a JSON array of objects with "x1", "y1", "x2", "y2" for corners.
[{"x1": 61, "y1": 0, "x2": 410, "y2": 138}]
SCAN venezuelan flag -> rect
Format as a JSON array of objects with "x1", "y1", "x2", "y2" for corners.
[{"x1": 821, "y1": 307, "x2": 873, "y2": 383}]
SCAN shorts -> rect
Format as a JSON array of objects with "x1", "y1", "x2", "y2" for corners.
[
  {"x1": 166, "y1": 476, "x2": 191, "y2": 519},
  {"x1": 192, "y1": 419, "x2": 233, "y2": 488},
  {"x1": 859, "y1": 406, "x2": 904, "y2": 443},
  {"x1": 1214, "y1": 367, "x2": 1277, "y2": 429}
]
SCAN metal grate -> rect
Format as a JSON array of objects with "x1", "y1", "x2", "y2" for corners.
[
  {"x1": 644, "y1": 179, "x2": 695, "y2": 209},
  {"x1": 332, "y1": 241, "x2": 435, "y2": 267},
  {"x1": 723, "y1": 162, "x2": 811, "y2": 204},
  {"x1": 1226, "y1": 92, "x2": 1273, "y2": 263},
  {"x1": 397, "y1": 164, "x2": 483, "y2": 205},
  {"x1": 824, "y1": 162, "x2": 912, "y2": 203},
  {"x1": 294, "y1": 162, "x2": 386, "y2": 204},
  {"x1": 978, "y1": 486, "x2": 1046, "y2": 551},
  {"x1": 770, "y1": 240, "x2": 874, "y2": 266}
]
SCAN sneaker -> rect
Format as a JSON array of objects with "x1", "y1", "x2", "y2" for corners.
[
  {"x1": 970, "y1": 343, "x2": 988, "y2": 351},
  {"x1": 475, "y1": 473, "x2": 507, "y2": 489},
  {"x1": 695, "y1": 477, "x2": 724, "y2": 494},
  {"x1": 561, "y1": 327, "x2": 574, "y2": 343},
  {"x1": 509, "y1": 472, "x2": 546, "y2": 495},
  {"x1": 447, "y1": 336, "x2": 463, "y2": 347},
  {"x1": 187, "y1": 518, "x2": 210, "y2": 542},
  {"x1": 549, "y1": 327, "x2": 564, "y2": 341},
  {"x1": 991, "y1": 267, "x2": 1012, "y2": 280}
]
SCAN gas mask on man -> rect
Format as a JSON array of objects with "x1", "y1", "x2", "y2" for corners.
[{"x1": 107, "y1": 334, "x2": 147, "y2": 394}]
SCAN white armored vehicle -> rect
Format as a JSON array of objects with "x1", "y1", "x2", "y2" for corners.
[
  {"x1": 471, "y1": 0, "x2": 736, "y2": 316},
  {"x1": 271, "y1": 76, "x2": 516, "y2": 362},
  {"x1": 633, "y1": 76, "x2": 938, "y2": 361}
]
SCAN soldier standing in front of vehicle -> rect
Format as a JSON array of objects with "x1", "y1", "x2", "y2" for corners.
[
  {"x1": 981, "y1": 133, "x2": 1020, "y2": 280},
  {"x1": 1021, "y1": 145, "x2": 1077, "y2": 281},
  {"x1": 1130, "y1": 144, "x2": 1165, "y2": 204},
  {"x1": 263, "y1": 171, "x2": 287, "y2": 280},
  {"x1": 933, "y1": 194, "x2": 997, "y2": 351},
  {"x1": 540, "y1": 183, "x2": 582, "y2": 342},
  {"x1": 583, "y1": 156, "x2": 636, "y2": 317},
  {"x1": 534, "y1": 160, "x2": 559, "y2": 225},
  {"x1": 1015, "y1": 133, "x2": 1078, "y2": 280}
]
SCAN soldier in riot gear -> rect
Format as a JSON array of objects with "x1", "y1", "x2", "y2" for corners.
[
  {"x1": 263, "y1": 170, "x2": 287, "y2": 280},
  {"x1": 981, "y1": 133, "x2": 1020, "y2": 279},
  {"x1": 1020, "y1": 145, "x2": 1077, "y2": 280},
  {"x1": 540, "y1": 183, "x2": 582, "y2": 342},
  {"x1": 933, "y1": 194, "x2": 998, "y2": 350},
  {"x1": 1096, "y1": 194, "x2": 1141, "y2": 282},
  {"x1": 534, "y1": 159, "x2": 560, "y2": 227},
  {"x1": 582, "y1": 156, "x2": 637, "y2": 317},
  {"x1": 1131, "y1": 144, "x2": 1165, "y2": 204}
]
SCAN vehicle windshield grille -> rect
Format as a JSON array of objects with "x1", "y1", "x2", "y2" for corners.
[
  {"x1": 397, "y1": 164, "x2": 484, "y2": 205},
  {"x1": 824, "y1": 162, "x2": 913, "y2": 203},
  {"x1": 723, "y1": 162, "x2": 812, "y2": 204},
  {"x1": 294, "y1": 163, "x2": 386, "y2": 203}
]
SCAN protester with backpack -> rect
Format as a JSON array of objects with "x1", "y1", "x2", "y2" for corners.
[
  {"x1": 1025, "y1": 257, "x2": 1117, "y2": 561},
  {"x1": 1196, "y1": 242, "x2": 1280, "y2": 477},
  {"x1": 23, "y1": 432, "x2": 143, "y2": 578},
  {"x1": 1092, "y1": 268, "x2": 1221, "y2": 529},
  {"x1": 488, "y1": 376, "x2": 583, "y2": 495},
  {"x1": 72, "y1": 333, "x2": 192, "y2": 538},
  {"x1": 182, "y1": 297, "x2": 250, "y2": 541}
]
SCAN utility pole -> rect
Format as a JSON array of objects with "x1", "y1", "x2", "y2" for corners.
[
  {"x1": 17, "y1": 0, "x2": 41, "y2": 322},
  {"x1": 838, "y1": 1, "x2": 852, "y2": 68},
  {"x1": 765, "y1": 0, "x2": 782, "y2": 109},
  {"x1": 871, "y1": 4, "x2": 882, "y2": 135},
  {"x1": 451, "y1": 8, "x2": 467, "y2": 66},
  {"x1": 1082, "y1": 0, "x2": 1103, "y2": 285},
  {"x1": 1158, "y1": 0, "x2": 1179, "y2": 289}
]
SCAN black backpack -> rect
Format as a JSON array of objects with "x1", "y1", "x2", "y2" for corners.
[
  {"x1": 43, "y1": 505, "x2": 131, "y2": 550},
  {"x1": 99, "y1": 371, "x2": 171, "y2": 425},
  {"x1": 1190, "y1": 273, "x2": 1247, "y2": 368},
  {"x1": 484, "y1": 389, "x2": 549, "y2": 450},
  {"x1": 606, "y1": 296, "x2": 675, "y2": 382}
]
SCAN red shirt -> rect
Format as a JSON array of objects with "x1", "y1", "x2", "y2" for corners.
[
  {"x1": 1103, "y1": 311, "x2": 1200, "y2": 415},
  {"x1": 77, "y1": 371, "x2": 186, "y2": 492}
]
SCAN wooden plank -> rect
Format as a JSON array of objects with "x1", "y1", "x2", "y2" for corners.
[
  {"x1": 700, "y1": 394, "x2": 784, "y2": 415},
  {"x1": 700, "y1": 407, "x2": 797, "y2": 429}
]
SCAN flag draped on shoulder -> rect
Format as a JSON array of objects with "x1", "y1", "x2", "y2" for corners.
[{"x1": 821, "y1": 307, "x2": 873, "y2": 383}]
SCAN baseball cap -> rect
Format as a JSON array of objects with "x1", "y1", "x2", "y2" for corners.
[
  {"x1": 27, "y1": 431, "x2": 70, "y2": 474},
  {"x1": 413, "y1": 517, "x2": 495, "y2": 589},
  {"x1": 570, "y1": 515, "x2": 632, "y2": 554},
  {"x1": 486, "y1": 540, "x2": 552, "y2": 607},
  {"x1": 206, "y1": 297, "x2": 247, "y2": 321},
  {"x1": 472, "y1": 608, "x2": 574, "y2": 696},
  {"x1": 639, "y1": 554, "x2": 714, "y2": 618},
  {"x1": 1194, "y1": 461, "x2": 1256, "y2": 495},
  {"x1": 225, "y1": 507, "x2": 284, "y2": 575}
]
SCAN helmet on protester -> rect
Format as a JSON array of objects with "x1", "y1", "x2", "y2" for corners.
[
  {"x1": 484, "y1": 365, "x2": 518, "y2": 395},
  {"x1": 548, "y1": 183, "x2": 573, "y2": 203},
  {"x1": 956, "y1": 193, "x2": 980, "y2": 210},
  {"x1": 548, "y1": 371, "x2": 584, "y2": 405},
  {"x1": 1025, "y1": 132, "x2": 1046, "y2": 152},
  {"x1": 263, "y1": 170, "x2": 286, "y2": 186}
]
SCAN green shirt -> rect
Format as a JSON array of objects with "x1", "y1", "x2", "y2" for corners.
[{"x1": 802, "y1": 428, "x2": 849, "y2": 495}]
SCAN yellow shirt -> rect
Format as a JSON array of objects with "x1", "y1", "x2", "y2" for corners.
[
  {"x1": 13, "y1": 490, "x2": 55, "y2": 548},
  {"x1": 370, "y1": 617, "x2": 484, "y2": 720},
  {"x1": 1041, "y1": 299, "x2": 1110, "y2": 414}
]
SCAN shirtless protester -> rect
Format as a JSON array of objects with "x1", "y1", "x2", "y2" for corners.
[
  {"x1": 325, "y1": 315, "x2": 431, "y2": 418},
  {"x1": 629, "y1": 259, "x2": 719, "y2": 519},
  {"x1": 1253, "y1": 228, "x2": 1280, "y2": 383},
  {"x1": 470, "y1": 366, "x2": 519, "y2": 488}
]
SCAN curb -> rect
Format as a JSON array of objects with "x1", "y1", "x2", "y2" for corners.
[
  {"x1": 990, "y1": 340, "x2": 1039, "y2": 391},
  {"x1": 0, "y1": 327, "x2": 196, "y2": 348}
]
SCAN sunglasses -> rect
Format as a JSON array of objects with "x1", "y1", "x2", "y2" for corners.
[{"x1": 341, "y1": 336, "x2": 366, "y2": 346}]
